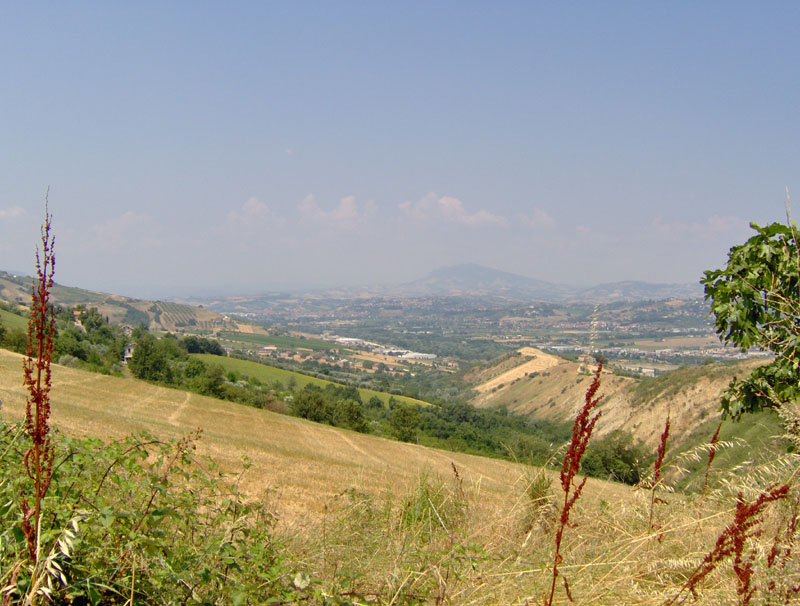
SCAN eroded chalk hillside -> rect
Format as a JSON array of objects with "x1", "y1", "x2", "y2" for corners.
[{"x1": 469, "y1": 347, "x2": 768, "y2": 448}]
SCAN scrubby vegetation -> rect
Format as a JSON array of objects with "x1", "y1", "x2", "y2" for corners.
[
  {"x1": 629, "y1": 361, "x2": 747, "y2": 408},
  {"x1": 0, "y1": 422, "x2": 312, "y2": 604},
  {"x1": 581, "y1": 429, "x2": 650, "y2": 485}
]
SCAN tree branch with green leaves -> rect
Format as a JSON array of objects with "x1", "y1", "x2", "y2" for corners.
[{"x1": 702, "y1": 221, "x2": 800, "y2": 419}]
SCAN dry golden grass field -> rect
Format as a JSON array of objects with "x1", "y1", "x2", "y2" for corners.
[
  {"x1": 2, "y1": 346, "x2": 796, "y2": 604},
  {"x1": 0, "y1": 348, "x2": 563, "y2": 523}
]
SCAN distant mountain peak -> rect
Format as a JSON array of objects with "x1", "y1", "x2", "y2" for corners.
[
  {"x1": 399, "y1": 263, "x2": 571, "y2": 301},
  {"x1": 427, "y1": 263, "x2": 531, "y2": 280},
  {"x1": 395, "y1": 264, "x2": 702, "y2": 303}
]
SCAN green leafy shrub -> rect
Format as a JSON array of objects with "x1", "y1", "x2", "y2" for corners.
[
  {"x1": 0, "y1": 421, "x2": 308, "y2": 604},
  {"x1": 702, "y1": 221, "x2": 800, "y2": 419}
]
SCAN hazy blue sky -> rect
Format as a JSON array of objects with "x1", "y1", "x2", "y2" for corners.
[{"x1": 2, "y1": 2, "x2": 798, "y2": 297}]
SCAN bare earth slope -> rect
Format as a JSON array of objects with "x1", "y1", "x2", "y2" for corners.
[
  {"x1": 471, "y1": 348, "x2": 767, "y2": 448},
  {"x1": 471, "y1": 347, "x2": 566, "y2": 395}
]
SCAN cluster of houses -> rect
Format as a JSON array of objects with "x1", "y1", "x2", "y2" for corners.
[
  {"x1": 330, "y1": 336, "x2": 437, "y2": 361},
  {"x1": 555, "y1": 342, "x2": 772, "y2": 377},
  {"x1": 251, "y1": 345, "x2": 363, "y2": 370}
]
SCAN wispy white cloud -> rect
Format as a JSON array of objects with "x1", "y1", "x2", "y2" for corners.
[
  {"x1": 520, "y1": 208, "x2": 555, "y2": 229},
  {"x1": 77, "y1": 212, "x2": 172, "y2": 268},
  {"x1": 224, "y1": 197, "x2": 283, "y2": 232},
  {"x1": 0, "y1": 206, "x2": 25, "y2": 220},
  {"x1": 299, "y1": 194, "x2": 376, "y2": 227},
  {"x1": 231, "y1": 197, "x2": 274, "y2": 221},
  {"x1": 399, "y1": 192, "x2": 506, "y2": 227}
]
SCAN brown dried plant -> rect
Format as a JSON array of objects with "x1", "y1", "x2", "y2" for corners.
[
  {"x1": 765, "y1": 488, "x2": 800, "y2": 603},
  {"x1": 545, "y1": 361, "x2": 603, "y2": 606},
  {"x1": 649, "y1": 413, "x2": 671, "y2": 531},
  {"x1": 666, "y1": 483, "x2": 790, "y2": 606},
  {"x1": 702, "y1": 421, "x2": 723, "y2": 497},
  {"x1": 20, "y1": 201, "x2": 56, "y2": 568}
]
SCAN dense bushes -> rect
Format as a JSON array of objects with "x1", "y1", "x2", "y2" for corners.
[
  {"x1": 581, "y1": 429, "x2": 650, "y2": 484},
  {"x1": 418, "y1": 402, "x2": 571, "y2": 464}
]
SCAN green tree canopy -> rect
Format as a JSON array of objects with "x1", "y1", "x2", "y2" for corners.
[
  {"x1": 581, "y1": 430, "x2": 649, "y2": 485},
  {"x1": 390, "y1": 404, "x2": 420, "y2": 442},
  {"x1": 702, "y1": 221, "x2": 800, "y2": 419},
  {"x1": 332, "y1": 399, "x2": 368, "y2": 433},
  {"x1": 129, "y1": 333, "x2": 172, "y2": 383},
  {"x1": 184, "y1": 357, "x2": 207, "y2": 379},
  {"x1": 290, "y1": 391, "x2": 332, "y2": 424},
  {"x1": 80, "y1": 306, "x2": 106, "y2": 333},
  {"x1": 200, "y1": 363, "x2": 226, "y2": 399}
]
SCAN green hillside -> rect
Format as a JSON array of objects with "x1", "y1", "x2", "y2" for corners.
[
  {"x1": 0, "y1": 308, "x2": 27, "y2": 331},
  {"x1": 0, "y1": 270, "x2": 226, "y2": 331},
  {"x1": 669, "y1": 408, "x2": 788, "y2": 491},
  {"x1": 193, "y1": 353, "x2": 428, "y2": 408},
  {"x1": 217, "y1": 330, "x2": 336, "y2": 351}
]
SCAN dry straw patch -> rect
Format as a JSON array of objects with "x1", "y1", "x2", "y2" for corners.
[{"x1": 286, "y1": 468, "x2": 750, "y2": 605}]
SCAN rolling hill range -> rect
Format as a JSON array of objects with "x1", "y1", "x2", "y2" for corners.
[
  {"x1": 397, "y1": 263, "x2": 575, "y2": 301},
  {"x1": 399, "y1": 263, "x2": 702, "y2": 303},
  {"x1": 182, "y1": 263, "x2": 704, "y2": 314},
  {"x1": 0, "y1": 270, "x2": 228, "y2": 332},
  {"x1": 468, "y1": 347, "x2": 772, "y2": 449}
]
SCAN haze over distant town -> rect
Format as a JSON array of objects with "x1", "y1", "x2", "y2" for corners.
[{"x1": 2, "y1": 4, "x2": 798, "y2": 298}]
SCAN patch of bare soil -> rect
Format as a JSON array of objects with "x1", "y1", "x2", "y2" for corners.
[{"x1": 474, "y1": 347, "x2": 566, "y2": 394}]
